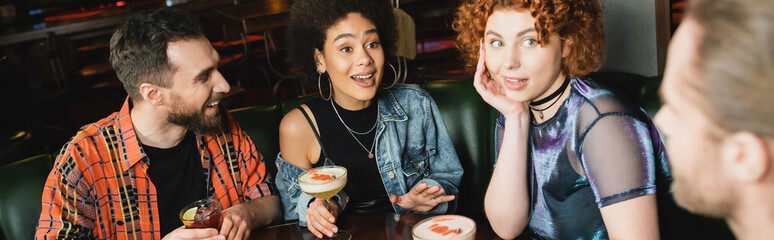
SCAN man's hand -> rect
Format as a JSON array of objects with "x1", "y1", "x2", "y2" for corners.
[
  {"x1": 162, "y1": 226, "x2": 223, "y2": 240},
  {"x1": 306, "y1": 198, "x2": 340, "y2": 239},
  {"x1": 220, "y1": 204, "x2": 253, "y2": 240},
  {"x1": 219, "y1": 195, "x2": 282, "y2": 240},
  {"x1": 389, "y1": 183, "x2": 455, "y2": 212}
]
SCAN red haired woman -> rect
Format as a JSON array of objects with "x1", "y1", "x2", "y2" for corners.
[{"x1": 454, "y1": 0, "x2": 690, "y2": 239}]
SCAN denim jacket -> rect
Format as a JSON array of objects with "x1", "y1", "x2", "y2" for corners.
[{"x1": 275, "y1": 84, "x2": 463, "y2": 226}]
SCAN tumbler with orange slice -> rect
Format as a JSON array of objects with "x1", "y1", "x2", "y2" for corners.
[{"x1": 179, "y1": 198, "x2": 222, "y2": 229}]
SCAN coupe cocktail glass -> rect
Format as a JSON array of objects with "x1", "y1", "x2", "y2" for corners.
[
  {"x1": 412, "y1": 215, "x2": 477, "y2": 240},
  {"x1": 298, "y1": 165, "x2": 351, "y2": 240}
]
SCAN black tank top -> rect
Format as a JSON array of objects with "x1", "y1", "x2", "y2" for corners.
[{"x1": 305, "y1": 97, "x2": 393, "y2": 214}]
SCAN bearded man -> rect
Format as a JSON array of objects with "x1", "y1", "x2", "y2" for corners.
[
  {"x1": 655, "y1": 0, "x2": 774, "y2": 239},
  {"x1": 35, "y1": 8, "x2": 281, "y2": 240}
]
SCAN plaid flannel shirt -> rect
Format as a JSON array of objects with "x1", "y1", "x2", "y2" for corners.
[{"x1": 35, "y1": 97, "x2": 276, "y2": 239}]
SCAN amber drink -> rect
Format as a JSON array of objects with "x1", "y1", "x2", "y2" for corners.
[{"x1": 179, "y1": 198, "x2": 222, "y2": 229}]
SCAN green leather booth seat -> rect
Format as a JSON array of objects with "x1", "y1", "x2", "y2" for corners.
[
  {"x1": 423, "y1": 79, "x2": 498, "y2": 225},
  {"x1": 280, "y1": 94, "x2": 316, "y2": 116},
  {"x1": 0, "y1": 154, "x2": 53, "y2": 240},
  {"x1": 228, "y1": 96, "x2": 317, "y2": 178},
  {"x1": 229, "y1": 105, "x2": 282, "y2": 177},
  {"x1": 232, "y1": 80, "x2": 496, "y2": 225}
]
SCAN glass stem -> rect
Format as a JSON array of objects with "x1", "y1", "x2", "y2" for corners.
[{"x1": 324, "y1": 199, "x2": 329, "y2": 210}]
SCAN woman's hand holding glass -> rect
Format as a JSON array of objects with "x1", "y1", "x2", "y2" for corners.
[
  {"x1": 306, "y1": 197, "x2": 340, "y2": 238},
  {"x1": 389, "y1": 183, "x2": 455, "y2": 212},
  {"x1": 474, "y1": 41, "x2": 530, "y2": 121}
]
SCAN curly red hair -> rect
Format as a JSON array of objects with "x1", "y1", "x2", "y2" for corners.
[{"x1": 452, "y1": 0, "x2": 604, "y2": 77}]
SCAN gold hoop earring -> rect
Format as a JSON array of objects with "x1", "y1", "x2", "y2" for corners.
[
  {"x1": 382, "y1": 62, "x2": 398, "y2": 89},
  {"x1": 318, "y1": 72, "x2": 332, "y2": 101}
]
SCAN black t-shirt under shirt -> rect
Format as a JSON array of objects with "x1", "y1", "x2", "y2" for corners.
[{"x1": 144, "y1": 131, "x2": 207, "y2": 237}]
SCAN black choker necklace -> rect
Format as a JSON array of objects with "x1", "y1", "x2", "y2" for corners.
[
  {"x1": 530, "y1": 78, "x2": 570, "y2": 106},
  {"x1": 530, "y1": 79, "x2": 570, "y2": 120}
]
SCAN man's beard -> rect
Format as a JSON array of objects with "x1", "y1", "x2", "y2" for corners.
[
  {"x1": 167, "y1": 95, "x2": 224, "y2": 136},
  {"x1": 671, "y1": 167, "x2": 735, "y2": 219}
]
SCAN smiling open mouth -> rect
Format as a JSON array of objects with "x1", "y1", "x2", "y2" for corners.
[
  {"x1": 352, "y1": 73, "x2": 374, "y2": 80},
  {"x1": 351, "y1": 72, "x2": 376, "y2": 87},
  {"x1": 503, "y1": 77, "x2": 529, "y2": 91},
  {"x1": 506, "y1": 78, "x2": 527, "y2": 84}
]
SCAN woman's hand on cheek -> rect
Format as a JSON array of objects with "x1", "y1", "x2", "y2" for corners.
[{"x1": 473, "y1": 41, "x2": 529, "y2": 118}]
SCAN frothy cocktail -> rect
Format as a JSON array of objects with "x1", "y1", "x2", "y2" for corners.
[
  {"x1": 297, "y1": 165, "x2": 347, "y2": 199},
  {"x1": 412, "y1": 215, "x2": 476, "y2": 240}
]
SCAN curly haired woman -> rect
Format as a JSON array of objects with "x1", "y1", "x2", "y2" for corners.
[
  {"x1": 274, "y1": 0, "x2": 463, "y2": 238},
  {"x1": 454, "y1": 0, "x2": 691, "y2": 239}
]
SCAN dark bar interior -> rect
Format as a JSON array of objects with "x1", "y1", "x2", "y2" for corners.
[{"x1": 0, "y1": 0, "x2": 745, "y2": 239}]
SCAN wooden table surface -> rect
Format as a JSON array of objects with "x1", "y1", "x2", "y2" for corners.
[
  {"x1": 250, "y1": 213, "x2": 503, "y2": 240},
  {"x1": 212, "y1": 0, "x2": 293, "y2": 34},
  {"x1": 211, "y1": 0, "x2": 435, "y2": 34},
  {"x1": 0, "y1": 8, "x2": 132, "y2": 47}
]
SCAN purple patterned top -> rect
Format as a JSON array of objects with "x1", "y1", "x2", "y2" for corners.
[{"x1": 495, "y1": 78, "x2": 674, "y2": 239}]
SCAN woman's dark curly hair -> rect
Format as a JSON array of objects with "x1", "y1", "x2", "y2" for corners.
[
  {"x1": 452, "y1": 0, "x2": 604, "y2": 77},
  {"x1": 288, "y1": 0, "x2": 397, "y2": 84}
]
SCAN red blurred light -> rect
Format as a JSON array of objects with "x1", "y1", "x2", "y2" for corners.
[
  {"x1": 117, "y1": 1, "x2": 126, "y2": 7},
  {"x1": 44, "y1": 10, "x2": 102, "y2": 22},
  {"x1": 672, "y1": 1, "x2": 687, "y2": 10}
]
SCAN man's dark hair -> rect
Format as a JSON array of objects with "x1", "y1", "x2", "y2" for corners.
[
  {"x1": 109, "y1": 8, "x2": 203, "y2": 102},
  {"x1": 288, "y1": 0, "x2": 397, "y2": 84}
]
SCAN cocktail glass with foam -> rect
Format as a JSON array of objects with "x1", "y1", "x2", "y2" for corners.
[
  {"x1": 297, "y1": 165, "x2": 351, "y2": 240},
  {"x1": 412, "y1": 215, "x2": 477, "y2": 240}
]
